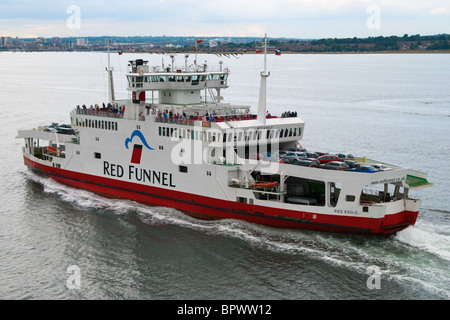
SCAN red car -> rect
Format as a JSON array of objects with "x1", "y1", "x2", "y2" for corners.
[{"x1": 318, "y1": 155, "x2": 340, "y2": 164}]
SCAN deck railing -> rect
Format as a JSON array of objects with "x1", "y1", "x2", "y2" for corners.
[
  {"x1": 76, "y1": 108, "x2": 124, "y2": 119},
  {"x1": 154, "y1": 114, "x2": 264, "y2": 125}
]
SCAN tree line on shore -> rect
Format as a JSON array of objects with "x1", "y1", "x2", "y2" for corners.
[{"x1": 2, "y1": 34, "x2": 449, "y2": 53}]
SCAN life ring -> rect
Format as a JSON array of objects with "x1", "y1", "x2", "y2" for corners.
[
  {"x1": 139, "y1": 70, "x2": 144, "y2": 75},
  {"x1": 363, "y1": 202, "x2": 370, "y2": 207}
]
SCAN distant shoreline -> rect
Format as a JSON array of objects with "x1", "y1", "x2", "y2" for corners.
[
  {"x1": 2, "y1": 49, "x2": 449, "y2": 54},
  {"x1": 266, "y1": 49, "x2": 450, "y2": 54},
  {"x1": 2, "y1": 33, "x2": 449, "y2": 54}
]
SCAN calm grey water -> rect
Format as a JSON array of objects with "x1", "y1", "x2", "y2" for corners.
[{"x1": 1, "y1": 52, "x2": 449, "y2": 300}]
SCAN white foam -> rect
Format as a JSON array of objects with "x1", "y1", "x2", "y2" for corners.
[
  {"x1": 23, "y1": 170, "x2": 138, "y2": 215},
  {"x1": 395, "y1": 226, "x2": 450, "y2": 262}
]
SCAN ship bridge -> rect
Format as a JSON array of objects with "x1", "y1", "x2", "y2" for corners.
[{"x1": 126, "y1": 58, "x2": 229, "y2": 106}]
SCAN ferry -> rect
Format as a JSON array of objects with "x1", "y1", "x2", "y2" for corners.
[{"x1": 17, "y1": 36, "x2": 433, "y2": 235}]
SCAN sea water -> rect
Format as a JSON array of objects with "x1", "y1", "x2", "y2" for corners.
[{"x1": 0, "y1": 51, "x2": 449, "y2": 300}]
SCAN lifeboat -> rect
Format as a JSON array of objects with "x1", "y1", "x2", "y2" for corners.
[
  {"x1": 250, "y1": 181, "x2": 278, "y2": 189},
  {"x1": 46, "y1": 146, "x2": 57, "y2": 155}
]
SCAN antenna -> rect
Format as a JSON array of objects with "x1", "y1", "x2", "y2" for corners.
[
  {"x1": 257, "y1": 33, "x2": 270, "y2": 124},
  {"x1": 106, "y1": 39, "x2": 115, "y2": 103}
]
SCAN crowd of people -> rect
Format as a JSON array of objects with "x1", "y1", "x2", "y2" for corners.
[
  {"x1": 75, "y1": 103, "x2": 298, "y2": 122},
  {"x1": 76, "y1": 103, "x2": 125, "y2": 115},
  {"x1": 281, "y1": 111, "x2": 298, "y2": 118},
  {"x1": 158, "y1": 110, "x2": 218, "y2": 123}
]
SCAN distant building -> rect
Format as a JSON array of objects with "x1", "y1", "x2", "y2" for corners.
[
  {"x1": 76, "y1": 38, "x2": 87, "y2": 46},
  {"x1": 1, "y1": 36, "x2": 13, "y2": 46}
]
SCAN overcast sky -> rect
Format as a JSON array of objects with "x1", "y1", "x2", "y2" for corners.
[{"x1": 1, "y1": 0, "x2": 449, "y2": 39}]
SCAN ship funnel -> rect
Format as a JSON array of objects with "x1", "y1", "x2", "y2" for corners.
[{"x1": 130, "y1": 59, "x2": 148, "y2": 102}]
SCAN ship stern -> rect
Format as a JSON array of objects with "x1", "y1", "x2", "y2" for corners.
[{"x1": 378, "y1": 198, "x2": 421, "y2": 235}]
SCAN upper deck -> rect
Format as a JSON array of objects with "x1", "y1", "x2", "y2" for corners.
[{"x1": 126, "y1": 58, "x2": 230, "y2": 93}]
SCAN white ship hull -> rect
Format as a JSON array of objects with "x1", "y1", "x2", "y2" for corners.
[{"x1": 19, "y1": 112, "x2": 425, "y2": 235}]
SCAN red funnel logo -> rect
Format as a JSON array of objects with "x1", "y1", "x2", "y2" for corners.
[{"x1": 125, "y1": 130, "x2": 154, "y2": 164}]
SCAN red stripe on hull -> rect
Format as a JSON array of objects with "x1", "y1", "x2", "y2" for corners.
[{"x1": 23, "y1": 156, "x2": 418, "y2": 235}]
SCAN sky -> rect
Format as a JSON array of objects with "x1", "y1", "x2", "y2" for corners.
[{"x1": 0, "y1": 0, "x2": 449, "y2": 39}]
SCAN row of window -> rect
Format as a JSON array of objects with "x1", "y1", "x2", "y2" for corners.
[
  {"x1": 73, "y1": 117, "x2": 118, "y2": 131},
  {"x1": 158, "y1": 126, "x2": 303, "y2": 142},
  {"x1": 128, "y1": 73, "x2": 228, "y2": 87},
  {"x1": 129, "y1": 73, "x2": 227, "y2": 85}
]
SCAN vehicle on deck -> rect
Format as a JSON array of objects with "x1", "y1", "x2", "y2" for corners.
[
  {"x1": 319, "y1": 161, "x2": 350, "y2": 170},
  {"x1": 292, "y1": 159, "x2": 317, "y2": 167},
  {"x1": 344, "y1": 160, "x2": 360, "y2": 168},
  {"x1": 305, "y1": 158, "x2": 320, "y2": 167},
  {"x1": 283, "y1": 152, "x2": 307, "y2": 163},
  {"x1": 318, "y1": 155, "x2": 340, "y2": 164},
  {"x1": 305, "y1": 152, "x2": 319, "y2": 158},
  {"x1": 349, "y1": 165, "x2": 379, "y2": 173},
  {"x1": 372, "y1": 164, "x2": 392, "y2": 171}
]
